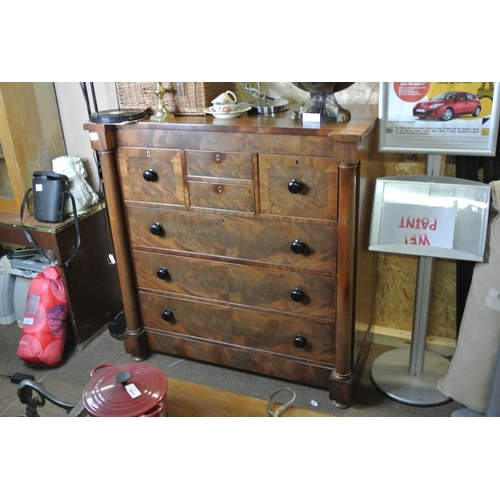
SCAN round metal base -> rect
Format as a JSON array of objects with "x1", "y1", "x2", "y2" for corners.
[
  {"x1": 370, "y1": 348, "x2": 452, "y2": 407},
  {"x1": 251, "y1": 98, "x2": 289, "y2": 114}
]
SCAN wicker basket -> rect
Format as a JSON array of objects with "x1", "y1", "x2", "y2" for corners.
[{"x1": 115, "y1": 82, "x2": 236, "y2": 116}]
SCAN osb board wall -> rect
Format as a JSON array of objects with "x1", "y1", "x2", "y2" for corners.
[{"x1": 373, "y1": 154, "x2": 457, "y2": 339}]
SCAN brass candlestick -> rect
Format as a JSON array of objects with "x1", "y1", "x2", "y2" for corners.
[{"x1": 149, "y1": 82, "x2": 174, "y2": 122}]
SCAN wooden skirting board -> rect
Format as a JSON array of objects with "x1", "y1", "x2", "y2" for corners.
[{"x1": 371, "y1": 325, "x2": 456, "y2": 357}]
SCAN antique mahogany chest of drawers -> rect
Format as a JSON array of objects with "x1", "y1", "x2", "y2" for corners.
[{"x1": 85, "y1": 105, "x2": 382, "y2": 408}]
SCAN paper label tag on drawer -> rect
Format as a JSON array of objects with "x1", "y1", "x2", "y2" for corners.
[
  {"x1": 89, "y1": 132, "x2": 99, "y2": 141},
  {"x1": 125, "y1": 383, "x2": 141, "y2": 398}
]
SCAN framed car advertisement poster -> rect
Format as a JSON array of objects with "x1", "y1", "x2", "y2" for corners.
[{"x1": 378, "y1": 82, "x2": 500, "y2": 156}]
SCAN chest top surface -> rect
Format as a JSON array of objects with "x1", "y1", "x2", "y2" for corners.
[{"x1": 85, "y1": 105, "x2": 378, "y2": 149}]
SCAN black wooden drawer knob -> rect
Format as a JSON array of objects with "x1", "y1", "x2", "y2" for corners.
[
  {"x1": 291, "y1": 288, "x2": 305, "y2": 302},
  {"x1": 294, "y1": 335, "x2": 307, "y2": 348},
  {"x1": 156, "y1": 267, "x2": 169, "y2": 279},
  {"x1": 291, "y1": 239, "x2": 306, "y2": 254},
  {"x1": 288, "y1": 179, "x2": 303, "y2": 194},
  {"x1": 150, "y1": 222, "x2": 164, "y2": 236},
  {"x1": 162, "y1": 310, "x2": 174, "y2": 321},
  {"x1": 143, "y1": 169, "x2": 158, "y2": 182}
]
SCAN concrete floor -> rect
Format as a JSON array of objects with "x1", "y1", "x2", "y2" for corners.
[{"x1": 0, "y1": 321, "x2": 466, "y2": 417}]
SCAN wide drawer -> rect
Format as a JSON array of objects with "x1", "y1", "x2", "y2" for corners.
[
  {"x1": 127, "y1": 206, "x2": 337, "y2": 273},
  {"x1": 139, "y1": 292, "x2": 335, "y2": 364},
  {"x1": 185, "y1": 150, "x2": 253, "y2": 179},
  {"x1": 117, "y1": 147, "x2": 185, "y2": 206},
  {"x1": 259, "y1": 154, "x2": 338, "y2": 221},
  {"x1": 133, "y1": 250, "x2": 336, "y2": 320}
]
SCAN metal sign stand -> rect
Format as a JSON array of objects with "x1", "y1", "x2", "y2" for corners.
[{"x1": 370, "y1": 155, "x2": 452, "y2": 406}]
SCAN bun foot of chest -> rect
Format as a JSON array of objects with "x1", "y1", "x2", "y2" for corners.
[
  {"x1": 122, "y1": 328, "x2": 150, "y2": 361},
  {"x1": 328, "y1": 337, "x2": 372, "y2": 408}
]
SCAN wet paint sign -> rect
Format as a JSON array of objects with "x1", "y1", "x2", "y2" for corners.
[
  {"x1": 379, "y1": 204, "x2": 456, "y2": 249},
  {"x1": 370, "y1": 176, "x2": 490, "y2": 261}
]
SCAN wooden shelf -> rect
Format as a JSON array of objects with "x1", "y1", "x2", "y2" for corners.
[{"x1": 0, "y1": 201, "x2": 106, "y2": 234}]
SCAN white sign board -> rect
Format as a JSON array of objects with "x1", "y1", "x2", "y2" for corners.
[{"x1": 369, "y1": 176, "x2": 491, "y2": 261}]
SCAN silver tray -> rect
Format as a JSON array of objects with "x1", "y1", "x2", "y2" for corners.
[{"x1": 251, "y1": 98, "x2": 289, "y2": 114}]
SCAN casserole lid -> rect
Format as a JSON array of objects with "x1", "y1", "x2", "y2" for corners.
[{"x1": 82, "y1": 363, "x2": 168, "y2": 417}]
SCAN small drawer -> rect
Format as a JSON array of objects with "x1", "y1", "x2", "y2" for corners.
[
  {"x1": 186, "y1": 150, "x2": 253, "y2": 179},
  {"x1": 188, "y1": 179, "x2": 255, "y2": 213},
  {"x1": 259, "y1": 154, "x2": 338, "y2": 221},
  {"x1": 139, "y1": 292, "x2": 335, "y2": 364},
  {"x1": 117, "y1": 147, "x2": 185, "y2": 206}
]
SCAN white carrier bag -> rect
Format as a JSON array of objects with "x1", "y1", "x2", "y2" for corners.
[{"x1": 438, "y1": 180, "x2": 500, "y2": 413}]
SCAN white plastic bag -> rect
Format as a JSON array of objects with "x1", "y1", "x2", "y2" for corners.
[{"x1": 438, "y1": 180, "x2": 500, "y2": 413}]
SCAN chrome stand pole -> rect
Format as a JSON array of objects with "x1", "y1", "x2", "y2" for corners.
[{"x1": 409, "y1": 255, "x2": 434, "y2": 376}]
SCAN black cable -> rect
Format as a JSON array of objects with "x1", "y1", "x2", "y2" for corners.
[
  {"x1": 79, "y1": 82, "x2": 113, "y2": 258},
  {"x1": 90, "y1": 82, "x2": 99, "y2": 114},
  {"x1": 79, "y1": 82, "x2": 92, "y2": 119},
  {"x1": 0, "y1": 373, "x2": 35, "y2": 384}
]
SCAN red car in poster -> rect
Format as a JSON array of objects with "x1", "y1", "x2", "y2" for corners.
[{"x1": 413, "y1": 91, "x2": 482, "y2": 121}]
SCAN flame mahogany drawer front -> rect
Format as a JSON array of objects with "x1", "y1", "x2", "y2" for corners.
[
  {"x1": 138, "y1": 292, "x2": 335, "y2": 364},
  {"x1": 117, "y1": 147, "x2": 185, "y2": 206},
  {"x1": 127, "y1": 206, "x2": 337, "y2": 273},
  {"x1": 186, "y1": 150, "x2": 255, "y2": 212},
  {"x1": 86, "y1": 106, "x2": 382, "y2": 407},
  {"x1": 187, "y1": 179, "x2": 255, "y2": 213},
  {"x1": 259, "y1": 154, "x2": 338, "y2": 221},
  {"x1": 185, "y1": 150, "x2": 253, "y2": 179},
  {"x1": 133, "y1": 250, "x2": 336, "y2": 321}
]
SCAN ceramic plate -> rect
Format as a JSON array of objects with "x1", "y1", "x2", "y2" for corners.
[{"x1": 204, "y1": 104, "x2": 252, "y2": 119}]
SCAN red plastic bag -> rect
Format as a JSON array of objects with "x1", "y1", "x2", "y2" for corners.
[{"x1": 17, "y1": 266, "x2": 68, "y2": 366}]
